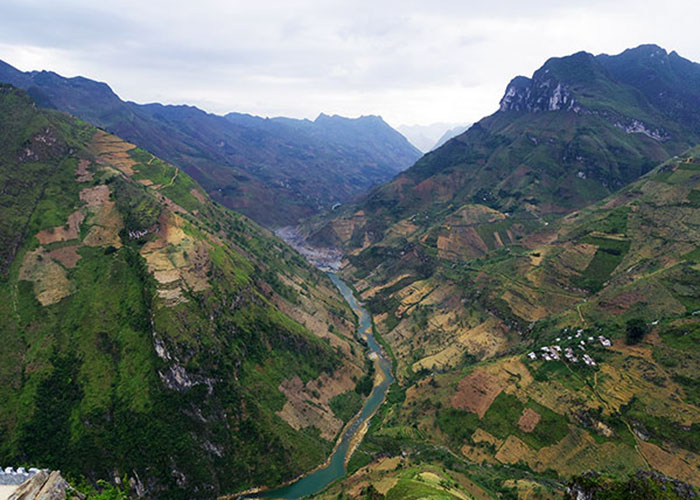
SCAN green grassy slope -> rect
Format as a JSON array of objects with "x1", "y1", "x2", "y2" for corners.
[
  {"x1": 307, "y1": 148, "x2": 700, "y2": 499},
  {"x1": 0, "y1": 84, "x2": 365, "y2": 499},
  {"x1": 302, "y1": 44, "x2": 700, "y2": 500}
]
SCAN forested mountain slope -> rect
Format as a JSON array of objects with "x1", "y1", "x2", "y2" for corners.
[{"x1": 0, "y1": 84, "x2": 368, "y2": 499}]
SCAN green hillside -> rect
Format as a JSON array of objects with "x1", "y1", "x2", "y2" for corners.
[
  {"x1": 301, "y1": 45, "x2": 700, "y2": 498},
  {"x1": 307, "y1": 146, "x2": 700, "y2": 500},
  {"x1": 0, "y1": 84, "x2": 367, "y2": 499}
]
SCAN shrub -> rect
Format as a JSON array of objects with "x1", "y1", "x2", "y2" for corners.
[{"x1": 625, "y1": 318, "x2": 649, "y2": 344}]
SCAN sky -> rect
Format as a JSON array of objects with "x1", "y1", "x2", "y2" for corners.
[{"x1": 1, "y1": 0, "x2": 699, "y2": 128}]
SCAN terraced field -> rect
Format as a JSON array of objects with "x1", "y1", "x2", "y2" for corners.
[{"x1": 313, "y1": 149, "x2": 700, "y2": 498}]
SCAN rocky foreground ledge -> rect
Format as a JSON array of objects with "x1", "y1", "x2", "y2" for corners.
[{"x1": 8, "y1": 470, "x2": 82, "y2": 500}]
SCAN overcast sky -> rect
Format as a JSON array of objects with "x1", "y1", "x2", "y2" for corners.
[{"x1": 1, "y1": 0, "x2": 699, "y2": 127}]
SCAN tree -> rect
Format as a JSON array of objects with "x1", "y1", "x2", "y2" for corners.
[{"x1": 625, "y1": 318, "x2": 649, "y2": 345}]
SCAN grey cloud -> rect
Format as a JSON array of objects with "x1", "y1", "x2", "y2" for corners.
[{"x1": 0, "y1": 0, "x2": 698, "y2": 126}]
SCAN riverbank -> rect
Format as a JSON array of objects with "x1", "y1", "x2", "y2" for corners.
[{"x1": 275, "y1": 227, "x2": 343, "y2": 271}]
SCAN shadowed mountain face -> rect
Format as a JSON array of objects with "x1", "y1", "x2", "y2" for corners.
[
  {"x1": 0, "y1": 61, "x2": 421, "y2": 227},
  {"x1": 312, "y1": 45, "x2": 700, "y2": 250},
  {"x1": 0, "y1": 84, "x2": 367, "y2": 499}
]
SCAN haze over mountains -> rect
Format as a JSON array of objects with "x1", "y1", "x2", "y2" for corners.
[
  {"x1": 397, "y1": 122, "x2": 471, "y2": 152},
  {"x1": 0, "y1": 60, "x2": 421, "y2": 227}
]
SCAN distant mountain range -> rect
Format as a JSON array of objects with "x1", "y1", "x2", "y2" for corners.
[
  {"x1": 398, "y1": 122, "x2": 471, "y2": 152},
  {"x1": 431, "y1": 124, "x2": 472, "y2": 150},
  {"x1": 0, "y1": 60, "x2": 421, "y2": 227}
]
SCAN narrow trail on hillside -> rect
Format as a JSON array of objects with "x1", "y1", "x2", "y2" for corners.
[{"x1": 163, "y1": 166, "x2": 178, "y2": 188}]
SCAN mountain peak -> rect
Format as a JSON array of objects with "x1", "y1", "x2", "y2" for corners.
[
  {"x1": 619, "y1": 43, "x2": 668, "y2": 57},
  {"x1": 314, "y1": 113, "x2": 384, "y2": 124}
]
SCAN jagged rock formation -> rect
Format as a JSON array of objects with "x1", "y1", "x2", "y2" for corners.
[{"x1": 499, "y1": 72, "x2": 579, "y2": 113}]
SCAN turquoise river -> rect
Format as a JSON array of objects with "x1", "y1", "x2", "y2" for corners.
[{"x1": 256, "y1": 273, "x2": 394, "y2": 499}]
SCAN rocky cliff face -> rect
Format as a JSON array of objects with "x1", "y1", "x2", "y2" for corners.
[
  {"x1": 498, "y1": 45, "x2": 700, "y2": 143},
  {"x1": 499, "y1": 74, "x2": 579, "y2": 113}
]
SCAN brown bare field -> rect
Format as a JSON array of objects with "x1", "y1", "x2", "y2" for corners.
[
  {"x1": 456, "y1": 317, "x2": 511, "y2": 360},
  {"x1": 19, "y1": 249, "x2": 72, "y2": 305},
  {"x1": 386, "y1": 219, "x2": 419, "y2": 239},
  {"x1": 89, "y1": 130, "x2": 138, "y2": 175},
  {"x1": 48, "y1": 245, "x2": 82, "y2": 268},
  {"x1": 276, "y1": 366, "x2": 359, "y2": 441},
  {"x1": 608, "y1": 338, "x2": 654, "y2": 360},
  {"x1": 80, "y1": 185, "x2": 123, "y2": 248},
  {"x1": 460, "y1": 428, "x2": 502, "y2": 464},
  {"x1": 359, "y1": 273, "x2": 413, "y2": 300},
  {"x1": 639, "y1": 441, "x2": 700, "y2": 486},
  {"x1": 502, "y1": 286, "x2": 550, "y2": 322},
  {"x1": 79, "y1": 185, "x2": 110, "y2": 206},
  {"x1": 551, "y1": 242, "x2": 598, "y2": 275},
  {"x1": 75, "y1": 159, "x2": 93, "y2": 182},
  {"x1": 518, "y1": 408, "x2": 541, "y2": 432},
  {"x1": 495, "y1": 435, "x2": 534, "y2": 464},
  {"x1": 451, "y1": 370, "x2": 502, "y2": 418},
  {"x1": 35, "y1": 210, "x2": 84, "y2": 245},
  {"x1": 395, "y1": 280, "x2": 434, "y2": 315},
  {"x1": 437, "y1": 226, "x2": 489, "y2": 260},
  {"x1": 522, "y1": 228, "x2": 559, "y2": 249},
  {"x1": 140, "y1": 213, "x2": 211, "y2": 305},
  {"x1": 460, "y1": 443, "x2": 498, "y2": 464},
  {"x1": 473, "y1": 428, "x2": 503, "y2": 447}
]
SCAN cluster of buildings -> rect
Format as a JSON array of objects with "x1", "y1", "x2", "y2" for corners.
[
  {"x1": 0, "y1": 467, "x2": 41, "y2": 486},
  {"x1": 127, "y1": 228, "x2": 149, "y2": 240},
  {"x1": 527, "y1": 328, "x2": 612, "y2": 367}
]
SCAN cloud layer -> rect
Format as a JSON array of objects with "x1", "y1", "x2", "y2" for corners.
[{"x1": 1, "y1": 0, "x2": 699, "y2": 126}]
